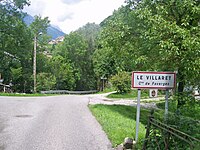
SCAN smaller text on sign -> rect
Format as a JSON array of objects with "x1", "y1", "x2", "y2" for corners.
[{"x1": 132, "y1": 71, "x2": 176, "y2": 89}]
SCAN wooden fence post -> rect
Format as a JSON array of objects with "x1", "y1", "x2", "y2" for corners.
[{"x1": 142, "y1": 110, "x2": 154, "y2": 150}]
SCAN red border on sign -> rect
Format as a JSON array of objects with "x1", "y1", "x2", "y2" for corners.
[{"x1": 132, "y1": 71, "x2": 176, "y2": 89}]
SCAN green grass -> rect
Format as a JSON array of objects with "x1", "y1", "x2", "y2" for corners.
[
  {"x1": 156, "y1": 99, "x2": 200, "y2": 120},
  {"x1": 107, "y1": 89, "x2": 164, "y2": 99},
  {"x1": 97, "y1": 88, "x2": 115, "y2": 94},
  {"x1": 0, "y1": 93, "x2": 56, "y2": 97},
  {"x1": 89, "y1": 105, "x2": 159, "y2": 147},
  {"x1": 89, "y1": 101, "x2": 200, "y2": 148}
]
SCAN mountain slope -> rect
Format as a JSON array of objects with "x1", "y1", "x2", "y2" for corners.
[{"x1": 23, "y1": 14, "x2": 66, "y2": 39}]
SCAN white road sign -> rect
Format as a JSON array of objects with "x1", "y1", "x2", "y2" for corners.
[{"x1": 132, "y1": 71, "x2": 176, "y2": 89}]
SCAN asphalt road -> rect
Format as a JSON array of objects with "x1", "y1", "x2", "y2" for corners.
[{"x1": 0, "y1": 95, "x2": 112, "y2": 150}]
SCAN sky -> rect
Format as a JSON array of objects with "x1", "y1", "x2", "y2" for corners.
[{"x1": 24, "y1": 0, "x2": 125, "y2": 33}]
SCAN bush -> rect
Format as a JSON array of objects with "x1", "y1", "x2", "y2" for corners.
[
  {"x1": 144, "y1": 111, "x2": 200, "y2": 150},
  {"x1": 37, "y1": 73, "x2": 56, "y2": 92},
  {"x1": 110, "y1": 71, "x2": 131, "y2": 94}
]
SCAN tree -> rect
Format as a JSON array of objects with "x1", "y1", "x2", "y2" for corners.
[
  {"x1": 94, "y1": 0, "x2": 199, "y2": 107},
  {"x1": 126, "y1": 0, "x2": 200, "y2": 107},
  {"x1": 11, "y1": 67, "x2": 23, "y2": 92},
  {"x1": 30, "y1": 15, "x2": 50, "y2": 36},
  {"x1": 49, "y1": 55, "x2": 76, "y2": 90},
  {"x1": 77, "y1": 23, "x2": 100, "y2": 56},
  {"x1": 0, "y1": 0, "x2": 33, "y2": 92},
  {"x1": 37, "y1": 73, "x2": 56, "y2": 91},
  {"x1": 55, "y1": 26, "x2": 100, "y2": 91},
  {"x1": 93, "y1": 6, "x2": 140, "y2": 80},
  {"x1": 76, "y1": 23, "x2": 101, "y2": 90}
]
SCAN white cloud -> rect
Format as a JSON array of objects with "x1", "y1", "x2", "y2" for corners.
[
  {"x1": 57, "y1": 12, "x2": 74, "y2": 22},
  {"x1": 24, "y1": 0, "x2": 46, "y2": 16},
  {"x1": 61, "y1": 0, "x2": 88, "y2": 5},
  {"x1": 24, "y1": 0, "x2": 125, "y2": 33}
]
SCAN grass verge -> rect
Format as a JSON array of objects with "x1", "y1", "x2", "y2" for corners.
[
  {"x1": 89, "y1": 104, "x2": 157, "y2": 147},
  {"x1": 89, "y1": 101, "x2": 200, "y2": 148}
]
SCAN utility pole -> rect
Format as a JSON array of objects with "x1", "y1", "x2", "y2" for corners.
[
  {"x1": 33, "y1": 35, "x2": 37, "y2": 93},
  {"x1": 33, "y1": 32, "x2": 42, "y2": 93}
]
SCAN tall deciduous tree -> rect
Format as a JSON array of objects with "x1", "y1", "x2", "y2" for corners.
[
  {"x1": 126, "y1": 0, "x2": 200, "y2": 107},
  {"x1": 30, "y1": 15, "x2": 50, "y2": 36},
  {"x1": 94, "y1": 0, "x2": 199, "y2": 107},
  {"x1": 55, "y1": 23, "x2": 100, "y2": 90},
  {"x1": 48, "y1": 55, "x2": 76, "y2": 90},
  {"x1": 93, "y1": 6, "x2": 139, "y2": 79},
  {"x1": 77, "y1": 23, "x2": 100, "y2": 90},
  {"x1": 0, "y1": 0, "x2": 33, "y2": 92}
]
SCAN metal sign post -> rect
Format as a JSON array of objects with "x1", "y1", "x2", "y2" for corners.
[
  {"x1": 135, "y1": 89, "x2": 141, "y2": 142},
  {"x1": 132, "y1": 71, "x2": 176, "y2": 143},
  {"x1": 165, "y1": 89, "x2": 169, "y2": 121}
]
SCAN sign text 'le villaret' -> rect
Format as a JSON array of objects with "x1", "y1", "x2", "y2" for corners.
[
  {"x1": 132, "y1": 72, "x2": 176, "y2": 89},
  {"x1": 137, "y1": 75, "x2": 172, "y2": 86}
]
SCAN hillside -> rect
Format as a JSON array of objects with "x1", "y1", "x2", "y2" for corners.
[{"x1": 23, "y1": 14, "x2": 66, "y2": 39}]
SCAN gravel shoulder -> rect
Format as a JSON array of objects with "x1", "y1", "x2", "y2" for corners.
[{"x1": 87, "y1": 92, "x2": 162, "y2": 109}]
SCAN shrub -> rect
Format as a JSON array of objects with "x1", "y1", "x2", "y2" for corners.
[
  {"x1": 110, "y1": 71, "x2": 131, "y2": 94},
  {"x1": 37, "y1": 73, "x2": 56, "y2": 92},
  {"x1": 144, "y1": 111, "x2": 200, "y2": 150}
]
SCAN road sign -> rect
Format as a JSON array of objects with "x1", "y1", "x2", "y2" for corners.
[
  {"x1": 132, "y1": 71, "x2": 176, "y2": 142},
  {"x1": 132, "y1": 71, "x2": 176, "y2": 89},
  {"x1": 149, "y1": 89, "x2": 158, "y2": 98}
]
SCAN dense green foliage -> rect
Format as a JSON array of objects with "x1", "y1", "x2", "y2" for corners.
[
  {"x1": 94, "y1": 0, "x2": 200, "y2": 105},
  {"x1": 2, "y1": 1, "x2": 199, "y2": 149},
  {"x1": 53, "y1": 23, "x2": 100, "y2": 90},
  {"x1": 1, "y1": 0, "x2": 199, "y2": 98},
  {"x1": 36, "y1": 73, "x2": 56, "y2": 91},
  {"x1": 0, "y1": 1, "x2": 99, "y2": 92},
  {"x1": 147, "y1": 99, "x2": 200, "y2": 149},
  {"x1": 157, "y1": 96, "x2": 200, "y2": 121},
  {"x1": 48, "y1": 55, "x2": 76, "y2": 90},
  {"x1": 110, "y1": 71, "x2": 131, "y2": 93},
  {"x1": 129, "y1": 0, "x2": 200, "y2": 107},
  {"x1": 0, "y1": 0, "x2": 33, "y2": 92}
]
